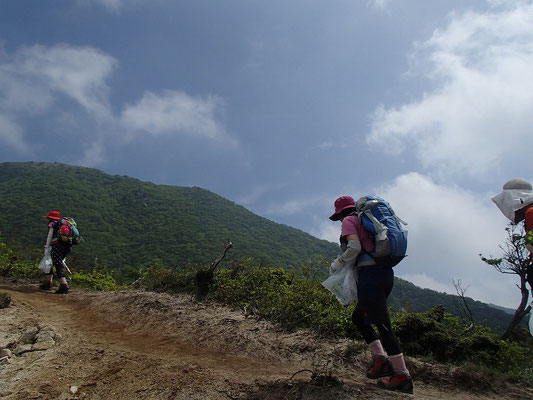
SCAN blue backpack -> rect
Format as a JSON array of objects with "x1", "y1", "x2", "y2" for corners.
[{"x1": 356, "y1": 196, "x2": 408, "y2": 267}]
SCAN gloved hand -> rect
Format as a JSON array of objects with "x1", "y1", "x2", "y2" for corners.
[{"x1": 329, "y1": 258, "x2": 344, "y2": 274}]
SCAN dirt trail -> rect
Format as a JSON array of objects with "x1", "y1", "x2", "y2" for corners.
[{"x1": 0, "y1": 284, "x2": 531, "y2": 400}]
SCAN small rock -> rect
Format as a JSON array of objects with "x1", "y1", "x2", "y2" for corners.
[
  {"x1": 31, "y1": 340, "x2": 55, "y2": 351},
  {"x1": 33, "y1": 330, "x2": 57, "y2": 350},
  {"x1": 38, "y1": 324, "x2": 56, "y2": 333},
  {"x1": 69, "y1": 385, "x2": 79, "y2": 394},
  {"x1": 0, "y1": 356, "x2": 12, "y2": 365},
  {"x1": 18, "y1": 327, "x2": 39, "y2": 345},
  {"x1": 13, "y1": 344, "x2": 32, "y2": 356},
  {"x1": 0, "y1": 348, "x2": 12, "y2": 358}
]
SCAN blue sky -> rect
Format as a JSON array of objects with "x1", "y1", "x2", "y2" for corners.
[{"x1": 2, "y1": 0, "x2": 533, "y2": 309}]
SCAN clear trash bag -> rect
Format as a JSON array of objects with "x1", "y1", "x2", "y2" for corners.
[
  {"x1": 38, "y1": 247, "x2": 52, "y2": 274},
  {"x1": 321, "y1": 263, "x2": 357, "y2": 306},
  {"x1": 492, "y1": 189, "x2": 533, "y2": 223},
  {"x1": 529, "y1": 303, "x2": 533, "y2": 338}
]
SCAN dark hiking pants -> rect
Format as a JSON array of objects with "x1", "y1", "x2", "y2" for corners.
[
  {"x1": 352, "y1": 266, "x2": 402, "y2": 356},
  {"x1": 50, "y1": 243, "x2": 71, "y2": 279}
]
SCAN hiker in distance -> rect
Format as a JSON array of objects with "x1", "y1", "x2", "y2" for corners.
[
  {"x1": 329, "y1": 196, "x2": 413, "y2": 394},
  {"x1": 492, "y1": 178, "x2": 533, "y2": 293},
  {"x1": 40, "y1": 211, "x2": 72, "y2": 294}
]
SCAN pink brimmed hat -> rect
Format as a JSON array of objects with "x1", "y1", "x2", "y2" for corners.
[
  {"x1": 329, "y1": 196, "x2": 356, "y2": 221},
  {"x1": 43, "y1": 210, "x2": 61, "y2": 220}
]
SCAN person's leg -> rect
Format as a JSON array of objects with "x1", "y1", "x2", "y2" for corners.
[
  {"x1": 352, "y1": 303, "x2": 379, "y2": 344},
  {"x1": 373, "y1": 312, "x2": 412, "y2": 392},
  {"x1": 366, "y1": 268, "x2": 412, "y2": 393},
  {"x1": 368, "y1": 268, "x2": 401, "y2": 357},
  {"x1": 39, "y1": 274, "x2": 53, "y2": 290},
  {"x1": 51, "y1": 245, "x2": 70, "y2": 294},
  {"x1": 353, "y1": 268, "x2": 393, "y2": 379}
]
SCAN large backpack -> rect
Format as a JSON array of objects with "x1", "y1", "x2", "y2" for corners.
[
  {"x1": 356, "y1": 196, "x2": 407, "y2": 267},
  {"x1": 58, "y1": 217, "x2": 80, "y2": 245}
]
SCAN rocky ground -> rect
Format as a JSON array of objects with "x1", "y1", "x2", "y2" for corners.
[{"x1": 0, "y1": 283, "x2": 531, "y2": 400}]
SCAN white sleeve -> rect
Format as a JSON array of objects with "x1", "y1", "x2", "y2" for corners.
[
  {"x1": 45, "y1": 227, "x2": 53, "y2": 248},
  {"x1": 338, "y1": 240, "x2": 361, "y2": 264}
]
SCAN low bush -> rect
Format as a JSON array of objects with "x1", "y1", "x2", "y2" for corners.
[
  {"x1": 211, "y1": 260, "x2": 354, "y2": 336},
  {"x1": 1, "y1": 240, "x2": 532, "y2": 378},
  {"x1": 135, "y1": 263, "x2": 195, "y2": 293},
  {"x1": 0, "y1": 242, "x2": 42, "y2": 281},
  {"x1": 70, "y1": 267, "x2": 118, "y2": 291}
]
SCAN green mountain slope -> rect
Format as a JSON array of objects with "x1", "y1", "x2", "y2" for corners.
[
  {"x1": 0, "y1": 162, "x2": 338, "y2": 271},
  {"x1": 0, "y1": 161, "x2": 522, "y2": 333},
  {"x1": 389, "y1": 278, "x2": 525, "y2": 333}
]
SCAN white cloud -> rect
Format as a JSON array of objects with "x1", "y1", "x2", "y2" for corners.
[
  {"x1": 311, "y1": 218, "x2": 341, "y2": 244},
  {"x1": 1, "y1": 44, "x2": 116, "y2": 120},
  {"x1": 0, "y1": 43, "x2": 117, "y2": 156},
  {"x1": 120, "y1": 90, "x2": 236, "y2": 145},
  {"x1": 265, "y1": 195, "x2": 327, "y2": 217},
  {"x1": 0, "y1": 113, "x2": 29, "y2": 153},
  {"x1": 400, "y1": 273, "x2": 456, "y2": 295},
  {"x1": 367, "y1": 3, "x2": 533, "y2": 178},
  {"x1": 0, "y1": 43, "x2": 236, "y2": 161},
  {"x1": 379, "y1": 172, "x2": 518, "y2": 308},
  {"x1": 78, "y1": 139, "x2": 107, "y2": 167},
  {"x1": 0, "y1": 44, "x2": 117, "y2": 162},
  {"x1": 237, "y1": 182, "x2": 289, "y2": 206}
]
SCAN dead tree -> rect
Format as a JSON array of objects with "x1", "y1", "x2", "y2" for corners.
[
  {"x1": 480, "y1": 223, "x2": 532, "y2": 340},
  {"x1": 452, "y1": 279, "x2": 475, "y2": 333},
  {"x1": 195, "y1": 240, "x2": 233, "y2": 298}
]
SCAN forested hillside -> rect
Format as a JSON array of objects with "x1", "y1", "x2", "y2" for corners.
[
  {"x1": 0, "y1": 162, "x2": 338, "y2": 272},
  {"x1": 0, "y1": 161, "x2": 521, "y2": 333},
  {"x1": 389, "y1": 278, "x2": 524, "y2": 333}
]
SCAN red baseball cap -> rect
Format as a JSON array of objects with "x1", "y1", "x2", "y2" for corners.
[
  {"x1": 329, "y1": 196, "x2": 356, "y2": 221},
  {"x1": 43, "y1": 211, "x2": 61, "y2": 220}
]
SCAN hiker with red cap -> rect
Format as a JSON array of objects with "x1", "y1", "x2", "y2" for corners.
[
  {"x1": 492, "y1": 178, "x2": 533, "y2": 292},
  {"x1": 329, "y1": 195, "x2": 413, "y2": 394},
  {"x1": 40, "y1": 211, "x2": 71, "y2": 294}
]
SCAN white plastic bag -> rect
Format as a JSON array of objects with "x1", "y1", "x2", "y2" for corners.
[
  {"x1": 38, "y1": 247, "x2": 52, "y2": 274},
  {"x1": 492, "y1": 189, "x2": 533, "y2": 223},
  {"x1": 321, "y1": 263, "x2": 357, "y2": 306},
  {"x1": 529, "y1": 303, "x2": 533, "y2": 338}
]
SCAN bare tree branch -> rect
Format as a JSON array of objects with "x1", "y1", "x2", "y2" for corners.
[
  {"x1": 452, "y1": 279, "x2": 475, "y2": 331},
  {"x1": 209, "y1": 239, "x2": 233, "y2": 273},
  {"x1": 480, "y1": 223, "x2": 532, "y2": 340}
]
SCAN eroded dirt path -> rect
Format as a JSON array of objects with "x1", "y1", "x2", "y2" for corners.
[{"x1": 1, "y1": 285, "x2": 531, "y2": 400}]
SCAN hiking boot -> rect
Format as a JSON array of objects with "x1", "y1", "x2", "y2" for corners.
[
  {"x1": 378, "y1": 372, "x2": 414, "y2": 394},
  {"x1": 39, "y1": 282, "x2": 52, "y2": 291},
  {"x1": 55, "y1": 284, "x2": 69, "y2": 294},
  {"x1": 367, "y1": 356, "x2": 393, "y2": 379}
]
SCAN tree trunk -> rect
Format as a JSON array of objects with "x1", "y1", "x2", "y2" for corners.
[{"x1": 500, "y1": 280, "x2": 532, "y2": 340}]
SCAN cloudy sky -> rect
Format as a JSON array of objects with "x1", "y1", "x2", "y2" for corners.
[{"x1": 2, "y1": 0, "x2": 533, "y2": 308}]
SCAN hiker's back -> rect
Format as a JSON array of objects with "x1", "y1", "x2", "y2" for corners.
[
  {"x1": 340, "y1": 214, "x2": 375, "y2": 254},
  {"x1": 56, "y1": 217, "x2": 80, "y2": 245},
  {"x1": 356, "y1": 195, "x2": 408, "y2": 268}
]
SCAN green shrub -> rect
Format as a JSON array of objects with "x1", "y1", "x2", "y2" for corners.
[
  {"x1": 70, "y1": 268, "x2": 118, "y2": 291},
  {"x1": 0, "y1": 242, "x2": 41, "y2": 280},
  {"x1": 211, "y1": 261, "x2": 354, "y2": 335},
  {"x1": 392, "y1": 305, "x2": 533, "y2": 373},
  {"x1": 2, "y1": 240, "x2": 532, "y2": 377},
  {"x1": 136, "y1": 263, "x2": 195, "y2": 293}
]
